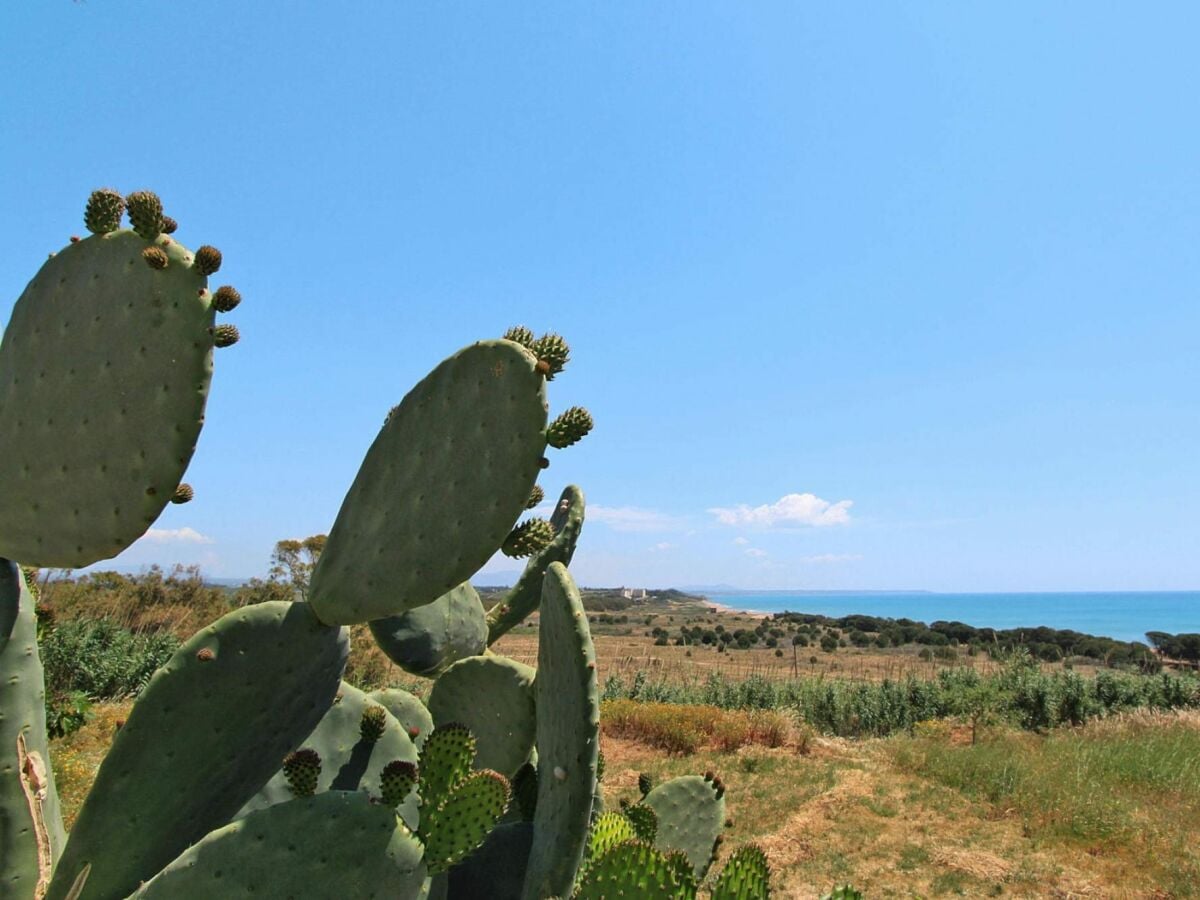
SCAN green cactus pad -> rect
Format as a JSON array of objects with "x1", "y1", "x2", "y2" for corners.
[
  {"x1": 573, "y1": 841, "x2": 697, "y2": 900},
  {"x1": 529, "y1": 333, "x2": 570, "y2": 380},
  {"x1": 282, "y1": 748, "x2": 321, "y2": 797},
  {"x1": 521, "y1": 562, "x2": 600, "y2": 900},
  {"x1": 0, "y1": 561, "x2": 65, "y2": 900},
  {"x1": 502, "y1": 517, "x2": 555, "y2": 558},
  {"x1": 46, "y1": 602, "x2": 349, "y2": 900},
  {"x1": 83, "y1": 188, "x2": 124, "y2": 235},
  {"x1": 710, "y1": 844, "x2": 772, "y2": 900},
  {"x1": 309, "y1": 340, "x2": 548, "y2": 625},
  {"x1": 642, "y1": 775, "x2": 727, "y2": 878},
  {"x1": 370, "y1": 582, "x2": 488, "y2": 678},
  {"x1": 502, "y1": 325, "x2": 536, "y2": 350},
  {"x1": 370, "y1": 687, "x2": 435, "y2": 748},
  {"x1": 487, "y1": 486, "x2": 585, "y2": 645},
  {"x1": 427, "y1": 655, "x2": 536, "y2": 778},
  {"x1": 447, "y1": 820, "x2": 533, "y2": 900},
  {"x1": 546, "y1": 406, "x2": 593, "y2": 449},
  {"x1": 361, "y1": 704, "x2": 388, "y2": 742},
  {"x1": 586, "y1": 812, "x2": 637, "y2": 864},
  {"x1": 526, "y1": 484, "x2": 545, "y2": 509},
  {"x1": 625, "y1": 803, "x2": 658, "y2": 843},
  {"x1": 420, "y1": 769, "x2": 511, "y2": 874},
  {"x1": 239, "y1": 681, "x2": 419, "y2": 829},
  {"x1": 0, "y1": 228, "x2": 223, "y2": 567},
  {"x1": 418, "y1": 723, "x2": 476, "y2": 813},
  {"x1": 130, "y1": 791, "x2": 428, "y2": 900},
  {"x1": 125, "y1": 191, "x2": 164, "y2": 239}
]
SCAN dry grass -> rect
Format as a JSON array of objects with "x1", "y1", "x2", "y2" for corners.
[{"x1": 601, "y1": 699, "x2": 800, "y2": 754}]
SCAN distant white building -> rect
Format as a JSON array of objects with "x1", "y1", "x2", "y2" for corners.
[{"x1": 620, "y1": 587, "x2": 648, "y2": 600}]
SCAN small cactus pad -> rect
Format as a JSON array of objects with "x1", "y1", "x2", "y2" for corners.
[
  {"x1": 625, "y1": 803, "x2": 658, "y2": 843},
  {"x1": 369, "y1": 687, "x2": 434, "y2": 749},
  {"x1": 448, "y1": 820, "x2": 534, "y2": 900},
  {"x1": 586, "y1": 812, "x2": 637, "y2": 865},
  {"x1": 212, "y1": 323, "x2": 240, "y2": 347},
  {"x1": 193, "y1": 245, "x2": 222, "y2": 276},
  {"x1": 130, "y1": 792, "x2": 428, "y2": 899},
  {"x1": 0, "y1": 226, "x2": 222, "y2": 567},
  {"x1": 526, "y1": 484, "x2": 545, "y2": 509},
  {"x1": 369, "y1": 581, "x2": 488, "y2": 678},
  {"x1": 125, "y1": 190, "x2": 164, "y2": 239},
  {"x1": 238, "y1": 681, "x2": 419, "y2": 830},
  {"x1": 487, "y1": 486, "x2": 585, "y2": 645},
  {"x1": 427, "y1": 656, "x2": 536, "y2": 778},
  {"x1": 360, "y1": 704, "x2": 388, "y2": 742},
  {"x1": 547, "y1": 406, "x2": 594, "y2": 449},
  {"x1": 503, "y1": 325, "x2": 536, "y2": 349},
  {"x1": 84, "y1": 189, "x2": 125, "y2": 234},
  {"x1": 521, "y1": 563, "x2": 600, "y2": 900},
  {"x1": 530, "y1": 332, "x2": 569, "y2": 380},
  {"x1": 282, "y1": 749, "x2": 321, "y2": 797},
  {"x1": 502, "y1": 517, "x2": 555, "y2": 558},
  {"x1": 418, "y1": 723, "x2": 477, "y2": 813},
  {"x1": 380, "y1": 760, "x2": 418, "y2": 808},
  {"x1": 0, "y1": 561, "x2": 66, "y2": 898},
  {"x1": 573, "y1": 841, "x2": 697, "y2": 900},
  {"x1": 308, "y1": 340, "x2": 548, "y2": 625},
  {"x1": 46, "y1": 602, "x2": 349, "y2": 900},
  {"x1": 639, "y1": 772, "x2": 655, "y2": 797},
  {"x1": 642, "y1": 775, "x2": 727, "y2": 878},
  {"x1": 420, "y1": 769, "x2": 511, "y2": 874},
  {"x1": 710, "y1": 844, "x2": 771, "y2": 900}
]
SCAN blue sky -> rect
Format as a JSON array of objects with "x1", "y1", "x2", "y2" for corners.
[{"x1": 2, "y1": 4, "x2": 1197, "y2": 591}]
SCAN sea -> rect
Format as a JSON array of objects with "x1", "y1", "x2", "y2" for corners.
[{"x1": 701, "y1": 591, "x2": 1200, "y2": 645}]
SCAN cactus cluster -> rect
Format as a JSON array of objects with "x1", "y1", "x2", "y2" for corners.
[{"x1": 0, "y1": 193, "x2": 769, "y2": 899}]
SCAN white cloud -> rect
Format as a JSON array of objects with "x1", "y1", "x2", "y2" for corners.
[
  {"x1": 709, "y1": 493, "x2": 853, "y2": 528},
  {"x1": 590, "y1": 505, "x2": 681, "y2": 533},
  {"x1": 744, "y1": 548, "x2": 768, "y2": 558},
  {"x1": 733, "y1": 536, "x2": 750, "y2": 545},
  {"x1": 798, "y1": 553, "x2": 862, "y2": 564},
  {"x1": 143, "y1": 527, "x2": 214, "y2": 545},
  {"x1": 650, "y1": 542, "x2": 675, "y2": 552}
]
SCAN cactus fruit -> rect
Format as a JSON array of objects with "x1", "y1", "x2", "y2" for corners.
[
  {"x1": 83, "y1": 188, "x2": 124, "y2": 234},
  {"x1": 427, "y1": 657, "x2": 536, "y2": 778},
  {"x1": 45, "y1": 602, "x2": 349, "y2": 900},
  {"x1": 521, "y1": 563, "x2": 600, "y2": 900},
  {"x1": 170, "y1": 483, "x2": 194, "y2": 504},
  {"x1": 487, "y1": 485, "x2": 585, "y2": 645},
  {"x1": 141, "y1": 245, "x2": 168, "y2": 269},
  {"x1": 547, "y1": 406, "x2": 594, "y2": 449},
  {"x1": 360, "y1": 704, "x2": 388, "y2": 742},
  {"x1": 212, "y1": 323, "x2": 240, "y2": 347},
  {"x1": 526, "y1": 484, "x2": 545, "y2": 509},
  {"x1": 502, "y1": 518, "x2": 555, "y2": 558},
  {"x1": 193, "y1": 245, "x2": 222, "y2": 276},
  {"x1": 502, "y1": 325, "x2": 536, "y2": 349},
  {"x1": 530, "y1": 333, "x2": 570, "y2": 380},
  {"x1": 125, "y1": 190, "x2": 165, "y2": 240},
  {"x1": 282, "y1": 749, "x2": 321, "y2": 797},
  {"x1": 370, "y1": 582, "x2": 488, "y2": 678},
  {"x1": 130, "y1": 792, "x2": 429, "y2": 899},
  {"x1": 308, "y1": 340, "x2": 550, "y2": 625},
  {"x1": 160, "y1": 215, "x2": 178, "y2": 235},
  {"x1": 380, "y1": 760, "x2": 418, "y2": 808},
  {"x1": 0, "y1": 190, "x2": 240, "y2": 567},
  {"x1": 211, "y1": 284, "x2": 242, "y2": 312}
]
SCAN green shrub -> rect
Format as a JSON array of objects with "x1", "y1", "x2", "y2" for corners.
[{"x1": 40, "y1": 618, "x2": 180, "y2": 702}]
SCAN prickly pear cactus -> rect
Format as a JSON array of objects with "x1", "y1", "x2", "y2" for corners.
[
  {"x1": 0, "y1": 562, "x2": 64, "y2": 900},
  {"x1": 371, "y1": 582, "x2": 488, "y2": 677},
  {"x1": 0, "y1": 191, "x2": 240, "y2": 567},
  {"x1": 370, "y1": 687, "x2": 435, "y2": 748},
  {"x1": 642, "y1": 774, "x2": 727, "y2": 878}
]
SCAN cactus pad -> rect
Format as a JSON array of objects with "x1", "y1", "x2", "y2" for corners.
[
  {"x1": 381, "y1": 760, "x2": 419, "y2": 808},
  {"x1": 521, "y1": 562, "x2": 600, "y2": 900},
  {"x1": 625, "y1": 803, "x2": 658, "y2": 843},
  {"x1": 710, "y1": 844, "x2": 771, "y2": 900},
  {"x1": 370, "y1": 582, "x2": 488, "y2": 678},
  {"x1": 370, "y1": 687, "x2": 435, "y2": 748},
  {"x1": 418, "y1": 723, "x2": 476, "y2": 812},
  {"x1": 309, "y1": 340, "x2": 548, "y2": 625},
  {"x1": 642, "y1": 775, "x2": 727, "y2": 878},
  {"x1": 529, "y1": 333, "x2": 570, "y2": 380},
  {"x1": 526, "y1": 484, "x2": 545, "y2": 509},
  {"x1": 487, "y1": 485, "x2": 585, "y2": 645},
  {"x1": 427, "y1": 656, "x2": 536, "y2": 778},
  {"x1": 0, "y1": 561, "x2": 65, "y2": 899},
  {"x1": 0, "y1": 224, "x2": 226, "y2": 566},
  {"x1": 282, "y1": 748, "x2": 321, "y2": 797},
  {"x1": 447, "y1": 821, "x2": 533, "y2": 900},
  {"x1": 502, "y1": 517, "x2": 555, "y2": 558},
  {"x1": 83, "y1": 189, "x2": 124, "y2": 235},
  {"x1": 239, "y1": 681, "x2": 419, "y2": 829},
  {"x1": 130, "y1": 791, "x2": 428, "y2": 899},
  {"x1": 586, "y1": 812, "x2": 637, "y2": 864},
  {"x1": 420, "y1": 769, "x2": 510, "y2": 874},
  {"x1": 546, "y1": 406, "x2": 594, "y2": 449},
  {"x1": 125, "y1": 190, "x2": 164, "y2": 239},
  {"x1": 573, "y1": 841, "x2": 697, "y2": 900},
  {"x1": 46, "y1": 602, "x2": 349, "y2": 900}
]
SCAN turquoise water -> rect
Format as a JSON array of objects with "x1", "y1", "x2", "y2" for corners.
[{"x1": 703, "y1": 591, "x2": 1200, "y2": 644}]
